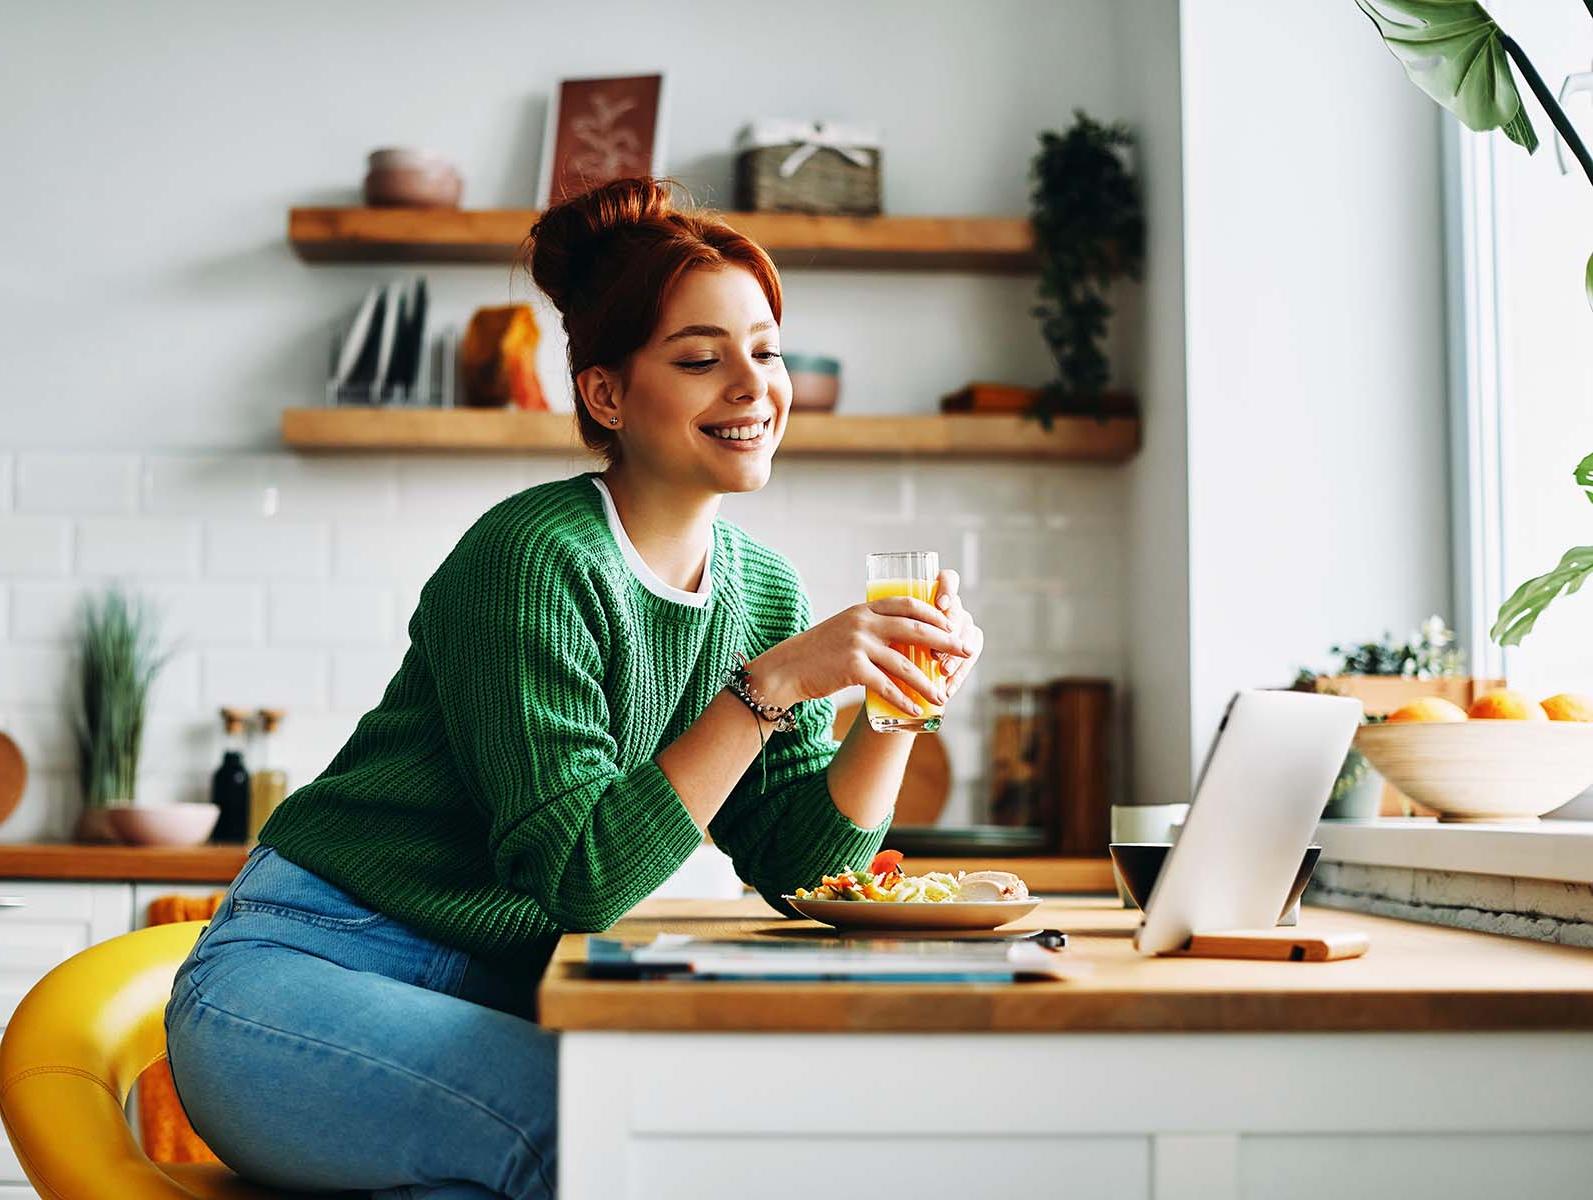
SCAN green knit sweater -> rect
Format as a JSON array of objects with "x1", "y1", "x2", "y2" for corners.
[{"x1": 258, "y1": 473, "x2": 887, "y2": 974}]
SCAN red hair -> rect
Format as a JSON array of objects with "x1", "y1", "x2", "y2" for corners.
[{"x1": 524, "y1": 178, "x2": 783, "y2": 460}]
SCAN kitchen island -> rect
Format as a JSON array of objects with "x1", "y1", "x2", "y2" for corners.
[{"x1": 541, "y1": 897, "x2": 1593, "y2": 1200}]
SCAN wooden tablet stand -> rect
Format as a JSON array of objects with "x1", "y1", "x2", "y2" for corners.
[{"x1": 1164, "y1": 929, "x2": 1370, "y2": 962}]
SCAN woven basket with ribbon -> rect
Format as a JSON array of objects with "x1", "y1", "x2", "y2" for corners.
[{"x1": 734, "y1": 119, "x2": 882, "y2": 215}]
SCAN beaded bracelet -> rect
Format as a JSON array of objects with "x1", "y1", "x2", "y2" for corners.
[{"x1": 725, "y1": 662, "x2": 800, "y2": 733}]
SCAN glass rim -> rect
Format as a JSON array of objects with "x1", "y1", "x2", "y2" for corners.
[{"x1": 865, "y1": 549, "x2": 938, "y2": 562}]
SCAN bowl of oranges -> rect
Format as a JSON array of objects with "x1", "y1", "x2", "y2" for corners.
[{"x1": 1354, "y1": 690, "x2": 1593, "y2": 822}]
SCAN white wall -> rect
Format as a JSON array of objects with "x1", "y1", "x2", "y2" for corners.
[
  {"x1": 1178, "y1": 0, "x2": 1453, "y2": 754},
  {"x1": 0, "y1": 1, "x2": 1133, "y2": 839},
  {"x1": 1113, "y1": 0, "x2": 1190, "y2": 806},
  {"x1": 1, "y1": 0, "x2": 1125, "y2": 449}
]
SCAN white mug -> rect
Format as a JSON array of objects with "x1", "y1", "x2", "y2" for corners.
[{"x1": 1109, "y1": 803, "x2": 1190, "y2": 907}]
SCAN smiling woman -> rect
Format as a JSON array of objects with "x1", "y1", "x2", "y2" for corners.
[
  {"x1": 160, "y1": 175, "x2": 984, "y2": 1200},
  {"x1": 525, "y1": 178, "x2": 787, "y2": 469}
]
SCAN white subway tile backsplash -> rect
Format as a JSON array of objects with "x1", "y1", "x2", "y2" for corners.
[
  {"x1": 1042, "y1": 591, "x2": 1123, "y2": 654},
  {"x1": 133, "y1": 770, "x2": 209, "y2": 808},
  {"x1": 391, "y1": 579, "x2": 426, "y2": 635},
  {"x1": 147, "y1": 648, "x2": 201, "y2": 713},
  {"x1": 913, "y1": 462, "x2": 1047, "y2": 526},
  {"x1": 77, "y1": 518, "x2": 202, "y2": 577},
  {"x1": 981, "y1": 527, "x2": 1121, "y2": 587},
  {"x1": 0, "y1": 706, "x2": 69, "y2": 772},
  {"x1": 16, "y1": 453, "x2": 140, "y2": 515},
  {"x1": 11, "y1": 580, "x2": 259, "y2": 649},
  {"x1": 395, "y1": 456, "x2": 538, "y2": 518},
  {"x1": 717, "y1": 476, "x2": 792, "y2": 546},
  {"x1": 0, "y1": 516, "x2": 73, "y2": 575},
  {"x1": 202, "y1": 648, "x2": 330, "y2": 708},
  {"x1": 333, "y1": 521, "x2": 463, "y2": 581},
  {"x1": 958, "y1": 588, "x2": 1041, "y2": 653},
  {"x1": 10, "y1": 581, "x2": 87, "y2": 643},
  {"x1": 332, "y1": 646, "x2": 407, "y2": 711},
  {"x1": 2, "y1": 449, "x2": 1123, "y2": 838},
  {"x1": 0, "y1": 646, "x2": 73, "y2": 704},
  {"x1": 141, "y1": 453, "x2": 279, "y2": 516},
  {"x1": 1039, "y1": 466, "x2": 1128, "y2": 524},
  {"x1": 135, "y1": 712, "x2": 212, "y2": 773},
  {"x1": 263, "y1": 457, "x2": 400, "y2": 518},
  {"x1": 204, "y1": 520, "x2": 331, "y2": 579},
  {"x1": 786, "y1": 461, "x2": 908, "y2": 523},
  {"x1": 0, "y1": 770, "x2": 75, "y2": 843},
  {"x1": 272, "y1": 708, "x2": 370, "y2": 785},
  {"x1": 143, "y1": 581, "x2": 265, "y2": 647},
  {"x1": 268, "y1": 583, "x2": 393, "y2": 646}
]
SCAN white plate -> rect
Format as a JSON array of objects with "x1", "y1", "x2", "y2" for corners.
[
  {"x1": 784, "y1": 896, "x2": 1041, "y2": 931},
  {"x1": 333, "y1": 285, "x2": 382, "y2": 388}
]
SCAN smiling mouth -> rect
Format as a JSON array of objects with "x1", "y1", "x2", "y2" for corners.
[{"x1": 701, "y1": 418, "x2": 774, "y2": 447}]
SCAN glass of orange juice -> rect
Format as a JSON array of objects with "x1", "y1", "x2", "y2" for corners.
[{"x1": 865, "y1": 550, "x2": 944, "y2": 733}]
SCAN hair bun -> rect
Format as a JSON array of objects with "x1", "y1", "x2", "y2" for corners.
[{"x1": 526, "y1": 177, "x2": 677, "y2": 312}]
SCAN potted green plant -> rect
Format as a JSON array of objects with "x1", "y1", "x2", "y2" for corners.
[
  {"x1": 1356, "y1": 2, "x2": 1593, "y2": 645},
  {"x1": 1296, "y1": 616, "x2": 1491, "y2": 817},
  {"x1": 71, "y1": 586, "x2": 172, "y2": 843},
  {"x1": 1027, "y1": 111, "x2": 1146, "y2": 426}
]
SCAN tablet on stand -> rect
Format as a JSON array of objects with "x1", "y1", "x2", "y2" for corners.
[{"x1": 1134, "y1": 689, "x2": 1367, "y2": 961}]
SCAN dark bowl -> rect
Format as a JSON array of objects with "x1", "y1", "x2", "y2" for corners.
[{"x1": 1108, "y1": 842, "x2": 1322, "y2": 925}]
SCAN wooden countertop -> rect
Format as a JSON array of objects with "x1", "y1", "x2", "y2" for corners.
[
  {"x1": 538, "y1": 896, "x2": 1593, "y2": 1034},
  {"x1": 0, "y1": 845, "x2": 1112, "y2": 891},
  {"x1": 0, "y1": 843, "x2": 249, "y2": 882}
]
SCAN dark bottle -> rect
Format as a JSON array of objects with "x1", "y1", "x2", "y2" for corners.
[{"x1": 211, "y1": 707, "x2": 252, "y2": 844}]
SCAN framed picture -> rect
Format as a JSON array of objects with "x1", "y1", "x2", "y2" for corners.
[{"x1": 537, "y1": 73, "x2": 668, "y2": 205}]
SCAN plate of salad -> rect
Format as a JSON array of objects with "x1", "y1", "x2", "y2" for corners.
[{"x1": 785, "y1": 850, "x2": 1040, "y2": 931}]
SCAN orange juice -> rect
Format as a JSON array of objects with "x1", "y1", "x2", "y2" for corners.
[{"x1": 864, "y1": 574, "x2": 944, "y2": 733}]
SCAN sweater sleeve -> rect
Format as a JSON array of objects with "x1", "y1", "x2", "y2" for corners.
[
  {"x1": 421, "y1": 526, "x2": 703, "y2": 933},
  {"x1": 707, "y1": 564, "x2": 890, "y2": 915}
]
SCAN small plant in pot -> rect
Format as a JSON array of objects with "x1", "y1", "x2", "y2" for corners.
[
  {"x1": 71, "y1": 586, "x2": 172, "y2": 843},
  {"x1": 1027, "y1": 111, "x2": 1145, "y2": 426},
  {"x1": 1295, "y1": 616, "x2": 1487, "y2": 818}
]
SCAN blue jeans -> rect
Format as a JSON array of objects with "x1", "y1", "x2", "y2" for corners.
[{"x1": 164, "y1": 846, "x2": 558, "y2": 1199}]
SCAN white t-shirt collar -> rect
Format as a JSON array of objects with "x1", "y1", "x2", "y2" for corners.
[{"x1": 590, "y1": 477, "x2": 713, "y2": 608}]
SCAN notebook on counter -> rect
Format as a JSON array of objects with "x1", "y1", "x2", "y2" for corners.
[{"x1": 585, "y1": 933, "x2": 1078, "y2": 983}]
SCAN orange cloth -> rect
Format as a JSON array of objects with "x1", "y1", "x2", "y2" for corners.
[{"x1": 138, "y1": 892, "x2": 226, "y2": 1164}]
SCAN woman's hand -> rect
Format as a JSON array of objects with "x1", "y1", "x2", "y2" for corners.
[
  {"x1": 745, "y1": 586, "x2": 974, "y2": 714},
  {"x1": 932, "y1": 568, "x2": 984, "y2": 700}
]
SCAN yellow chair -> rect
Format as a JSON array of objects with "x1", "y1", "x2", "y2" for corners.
[{"x1": 0, "y1": 920, "x2": 317, "y2": 1199}]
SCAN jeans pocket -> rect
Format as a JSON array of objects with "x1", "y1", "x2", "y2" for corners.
[{"x1": 231, "y1": 848, "x2": 393, "y2": 931}]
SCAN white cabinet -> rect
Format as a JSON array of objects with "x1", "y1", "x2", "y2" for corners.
[
  {"x1": 0, "y1": 877, "x2": 216, "y2": 1197},
  {"x1": 0, "y1": 882, "x2": 129, "y2": 1025}
]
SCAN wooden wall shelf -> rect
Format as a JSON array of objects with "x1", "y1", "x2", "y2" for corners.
[
  {"x1": 280, "y1": 408, "x2": 1139, "y2": 462},
  {"x1": 289, "y1": 207, "x2": 1037, "y2": 272}
]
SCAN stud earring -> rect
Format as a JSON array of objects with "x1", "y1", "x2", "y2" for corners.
[{"x1": 608, "y1": 416, "x2": 619, "y2": 426}]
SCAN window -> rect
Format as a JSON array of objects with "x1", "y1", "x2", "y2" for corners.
[{"x1": 1449, "y1": 3, "x2": 1593, "y2": 733}]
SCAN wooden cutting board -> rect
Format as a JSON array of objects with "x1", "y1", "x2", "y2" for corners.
[
  {"x1": 0, "y1": 731, "x2": 27, "y2": 829},
  {"x1": 832, "y1": 702, "x2": 950, "y2": 825}
]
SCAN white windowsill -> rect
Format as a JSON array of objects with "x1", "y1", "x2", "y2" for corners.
[{"x1": 1314, "y1": 818, "x2": 1593, "y2": 885}]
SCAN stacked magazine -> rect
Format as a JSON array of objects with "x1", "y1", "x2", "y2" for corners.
[{"x1": 586, "y1": 933, "x2": 1077, "y2": 983}]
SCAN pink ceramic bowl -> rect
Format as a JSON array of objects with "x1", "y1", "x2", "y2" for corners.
[
  {"x1": 364, "y1": 165, "x2": 463, "y2": 208},
  {"x1": 367, "y1": 147, "x2": 450, "y2": 172},
  {"x1": 105, "y1": 803, "x2": 219, "y2": 847}
]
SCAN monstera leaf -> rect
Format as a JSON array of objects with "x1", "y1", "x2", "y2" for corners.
[
  {"x1": 1490, "y1": 452, "x2": 1593, "y2": 645},
  {"x1": 1356, "y1": 0, "x2": 1538, "y2": 153}
]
